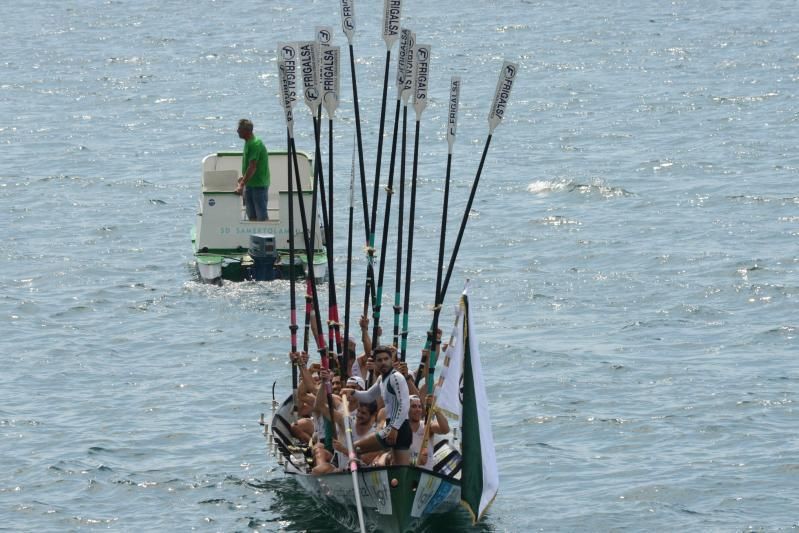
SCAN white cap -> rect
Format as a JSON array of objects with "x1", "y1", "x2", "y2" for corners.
[{"x1": 346, "y1": 376, "x2": 365, "y2": 389}]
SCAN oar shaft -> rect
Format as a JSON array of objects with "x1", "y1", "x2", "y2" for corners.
[
  {"x1": 342, "y1": 142, "x2": 356, "y2": 378},
  {"x1": 424, "y1": 135, "x2": 494, "y2": 393},
  {"x1": 393, "y1": 104, "x2": 408, "y2": 351},
  {"x1": 288, "y1": 137, "x2": 336, "y2": 438},
  {"x1": 288, "y1": 131, "x2": 298, "y2": 393},
  {"x1": 424, "y1": 152, "x2": 453, "y2": 394},
  {"x1": 346, "y1": 43, "x2": 378, "y2": 327},
  {"x1": 326, "y1": 118, "x2": 343, "y2": 364},
  {"x1": 440, "y1": 134, "x2": 493, "y2": 301},
  {"x1": 370, "y1": 98, "x2": 402, "y2": 349},
  {"x1": 400, "y1": 119, "x2": 421, "y2": 362}
]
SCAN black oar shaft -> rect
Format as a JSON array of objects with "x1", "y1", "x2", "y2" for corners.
[
  {"x1": 288, "y1": 137, "x2": 336, "y2": 438},
  {"x1": 392, "y1": 104, "x2": 408, "y2": 351},
  {"x1": 346, "y1": 43, "x2": 377, "y2": 332},
  {"x1": 326, "y1": 118, "x2": 343, "y2": 363},
  {"x1": 440, "y1": 134, "x2": 493, "y2": 301},
  {"x1": 423, "y1": 134, "x2": 494, "y2": 394},
  {"x1": 400, "y1": 119, "x2": 421, "y2": 363},
  {"x1": 288, "y1": 130, "x2": 298, "y2": 392},
  {"x1": 342, "y1": 145, "x2": 356, "y2": 378},
  {"x1": 347, "y1": 44, "x2": 370, "y2": 243},
  {"x1": 370, "y1": 98, "x2": 402, "y2": 350},
  {"x1": 364, "y1": 50, "x2": 392, "y2": 388},
  {"x1": 422, "y1": 152, "x2": 453, "y2": 397}
]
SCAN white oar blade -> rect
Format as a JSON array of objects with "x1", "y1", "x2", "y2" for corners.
[
  {"x1": 299, "y1": 41, "x2": 321, "y2": 114},
  {"x1": 488, "y1": 60, "x2": 518, "y2": 133},
  {"x1": 340, "y1": 0, "x2": 355, "y2": 43},
  {"x1": 278, "y1": 42, "x2": 299, "y2": 135},
  {"x1": 413, "y1": 44, "x2": 431, "y2": 119},
  {"x1": 382, "y1": 0, "x2": 402, "y2": 49},
  {"x1": 447, "y1": 76, "x2": 461, "y2": 150},
  {"x1": 396, "y1": 28, "x2": 412, "y2": 98},
  {"x1": 316, "y1": 25, "x2": 333, "y2": 46},
  {"x1": 401, "y1": 32, "x2": 416, "y2": 103},
  {"x1": 278, "y1": 64, "x2": 295, "y2": 136},
  {"x1": 322, "y1": 46, "x2": 340, "y2": 119}
]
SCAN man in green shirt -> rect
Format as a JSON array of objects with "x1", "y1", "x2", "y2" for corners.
[{"x1": 235, "y1": 119, "x2": 271, "y2": 221}]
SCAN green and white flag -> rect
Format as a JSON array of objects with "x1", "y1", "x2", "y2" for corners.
[
  {"x1": 432, "y1": 303, "x2": 464, "y2": 420},
  {"x1": 459, "y1": 292, "x2": 498, "y2": 524}
]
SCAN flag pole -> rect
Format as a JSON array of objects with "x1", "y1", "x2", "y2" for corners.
[{"x1": 424, "y1": 76, "x2": 460, "y2": 405}]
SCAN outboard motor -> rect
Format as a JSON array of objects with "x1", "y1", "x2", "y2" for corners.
[{"x1": 248, "y1": 234, "x2": 277, "y2": 281}]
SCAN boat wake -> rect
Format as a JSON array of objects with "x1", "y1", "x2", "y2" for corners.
[{"x1": 527, "y1": 177, "x2": 633, "y2": 198}]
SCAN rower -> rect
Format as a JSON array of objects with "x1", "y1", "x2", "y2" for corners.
[{"x1": 340, "y1": 346, "x2": 412, "y2": 466}]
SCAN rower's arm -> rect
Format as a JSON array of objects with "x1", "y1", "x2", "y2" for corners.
[
  {"x1": 431, "y1": 407, "x2": 450, "y2": 435},
  {"x1": 359, "y1": 315, "x2": 372, "y2": 355}
]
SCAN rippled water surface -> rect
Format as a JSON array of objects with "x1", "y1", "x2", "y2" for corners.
[{"x1": 2, "y1": 0, "x2": 798, "y2": 531}]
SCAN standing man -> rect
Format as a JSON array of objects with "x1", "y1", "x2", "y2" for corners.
[
  {"x1": 235, "y1": 119, "x2": 270, "y2": 221},
  {"x1": 341, "y1": 346, "x2": 412, "y2": 466}
]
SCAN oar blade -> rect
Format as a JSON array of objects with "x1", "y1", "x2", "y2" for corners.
[
  {"x1": 277, "y1": 42, "x2": 299, "y2": 136},
  {"x1": 488, "y1": 60, "x2": 518, "y2": 133},
  {"x1": 340, "y1": 0, "x2": 355, "y2": 43},
  {"x1": 447, "y1": 76, "x2": 461, "y2": 151},
  {"x1": 401, "y1": 32, "x2": 416, "y2": 103},
  {"x1": 396, "y1": 28, "x2": 412, "y2": 98},
  {"x1": 413, "y1": 44, "x2": 431, "y2": 120},
  {"x1": 382, "y1": 0, "x2": 402, "y2": 49},
  {"x1": 316, "y1": 25, "x2": 333, "y2": 46},
  {"x1": 299, "y1": 41, "x2": 322, "y2": 115},
  {"x1": 322, "y1": 46, "x2": 340, "y2": 119}
]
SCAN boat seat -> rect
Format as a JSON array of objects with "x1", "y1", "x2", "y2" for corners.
[{"x1": 202, "y1": 170, "x2": 238, "y2": 193}]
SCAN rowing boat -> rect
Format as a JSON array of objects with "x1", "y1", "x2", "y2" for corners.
[
  {"x1": 268, "y1": 395, "x2": 463, "y2": 532},
  {"x1": 265, "y1": 290, "x2": 496, "y2": 532},
  {"x1": 251, "y1": 2, "x2": 515, "y2": 529}
]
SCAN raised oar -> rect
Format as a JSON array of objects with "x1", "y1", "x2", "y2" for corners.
[
  {"x1": 338, "y1": 0, "x2": 376, "y2": 318},
  {"x1": 278, "y1": 44, "x2": 301, "y2": 392},
  {"x1": 393, "y1": 29, "x2": 415, "y2": 352},
  {"x1": 279, "y1": 43, "x2": 336, "y2": 440},
  {"x1": 425, "y1": 76, "x2": 460, "y2": 394},
  {"x1": 368, "y1": 23, "x2": 408, "y2": 355},
  {"x1": 342, "y1": 139, "x2": 356, "y2": 377},
  {"x1": 300, "y1": 40, "x2": 330, "y2": 368},
  {"x1": 321, "y1": 41, "x2": 344, "y2": 364},
  {"x1": 364, "y1": 0, "x2": 403, "y2": 337},
  {"x1": 342, "y1": 138, "x2": 356, "y2": 377},
  {"x1": 287, "y1": 129, "x2": 299, "y2": 394},
  {"x1": 316, "y1": 28, "x2": 338, "y2": 358},
  {"x1": 399, "y1": 43, "x2": 430, "y2": 363},
  {"x1": 289, "y1": 135, "x2": 338, "y2": 445},
  {"x1": 309, "y1": 109, "x2": 334, "y2": 350},
  {"x1": 424, "y1": 61, "x2": 518, "y2": 394}
]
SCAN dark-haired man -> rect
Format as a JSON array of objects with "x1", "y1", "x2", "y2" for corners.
[{"x1": 341, "y1": 345, "x2": 411, "y2": 466}]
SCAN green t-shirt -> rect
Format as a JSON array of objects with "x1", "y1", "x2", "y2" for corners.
[{"x1": 242, "y1": 136, "x2": 270, "y2": 188}]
